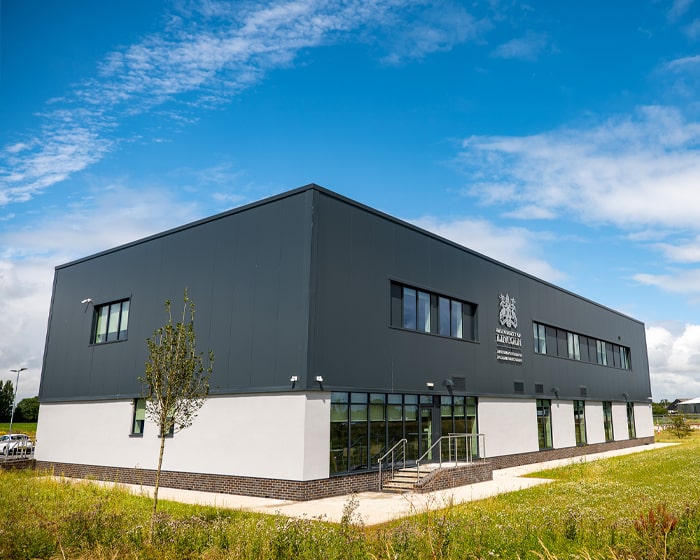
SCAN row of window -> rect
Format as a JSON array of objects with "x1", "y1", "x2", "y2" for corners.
[
  {"x1": 533, "y1": 322, "x2": 631, "y2": 370},
  {"x1": 330, "y1": 392, "x2": 478, "y2": 475},
  {"x1": 390, "y1": 282, "x2": 478, "y2": 341},
  {"x1": 331, "y1": 393, "x2": 638, "y2": 474},
  {"x1": 536, "y1": 399, "x2": 635, "y2": 450}
]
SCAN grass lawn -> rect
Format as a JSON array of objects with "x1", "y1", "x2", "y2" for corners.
[
  {"x1": 0, "y1": 422, "x2": 37, "y2": 438},
  {"x1": 1, "y1": 430, "x2": 699, "y2": 559}
]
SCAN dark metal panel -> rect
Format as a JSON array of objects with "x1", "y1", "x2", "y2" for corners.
[
  {"x1": 309, "y1": 190, "x2": 652, "y2": 403},
  {"x1": 40, "y1": 190, "x2": 313, "y2": 401}
]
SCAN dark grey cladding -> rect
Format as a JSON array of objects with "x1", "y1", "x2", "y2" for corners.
[{"x1": 39, "y1": 185, "x2": 652, "y2": 404}]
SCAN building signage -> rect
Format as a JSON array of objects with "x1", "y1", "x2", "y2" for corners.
[{"x1": 496, "y1": 293, "x2": 523, "y2": 364}]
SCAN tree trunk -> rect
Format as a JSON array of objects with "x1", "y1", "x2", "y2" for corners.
[{"x1": 149, "y1": 432, "x2": 167, "y2": 543}]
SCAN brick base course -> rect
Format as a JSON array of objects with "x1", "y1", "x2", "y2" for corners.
[{"x1": 34, "y1": 437, "x2": 654, "y2": 501}]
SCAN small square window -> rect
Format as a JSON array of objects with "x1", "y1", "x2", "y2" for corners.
[{"x1": 93, "y1": 299, "x2": 130, "y2": 344}]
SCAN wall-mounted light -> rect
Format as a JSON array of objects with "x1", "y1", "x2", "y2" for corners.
[
  {"x1": 622, "y1": 392, "x2": 630, "y2": 402},
  {"x1": 443, "y1": 378, "x2": 454, "y2": 393},
  {"x1": 315, "y1": 376, "x2": 324, "y2": 383},
  {"x1": 81, "y1": 298, "x2": 93, "y2": 304},
  {"x1": 551, "y1": 387, "x2": 560, "y2": 398},
  {"x1": 290, "y1": 375, "x2": 298, "y2": 388},
  {"x1": 426, "y1": 382, "x2": 434, "y2": 389}
]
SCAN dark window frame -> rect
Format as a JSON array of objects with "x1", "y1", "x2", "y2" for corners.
[
  {"x1": 532, "y1": 321, "x2": 631, "y2": 371},
  {"x1": 391, "y1": 281, "x2": 478, "y2": 342},
  {"x1": 92, "y1": 298, "x2": 130, "y2": 344}
]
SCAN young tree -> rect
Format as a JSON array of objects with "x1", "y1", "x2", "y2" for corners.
[
  {"x1": 140, "y1": 290, "x2": 214, "y2": 541},
  {"x1": 669, "y1": 414, "x2": 692, "y2": 439}
]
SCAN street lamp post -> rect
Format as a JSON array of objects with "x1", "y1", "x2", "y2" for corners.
[{"x1": 9, "y1": 368, "x2": 27, "y2": 434}]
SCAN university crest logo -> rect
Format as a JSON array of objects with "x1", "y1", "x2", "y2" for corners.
[{"x1": 499, "y1": 294, "x2": 518, "y2": 330}]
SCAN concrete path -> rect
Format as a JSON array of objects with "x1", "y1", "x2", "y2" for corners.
[{"x1": 74, "y1": 443, "x2": 672, "y2": 526}]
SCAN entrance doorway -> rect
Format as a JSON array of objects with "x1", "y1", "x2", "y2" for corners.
[{"x1": 419, "y1": 398, "x2": 440, "y2": 461}]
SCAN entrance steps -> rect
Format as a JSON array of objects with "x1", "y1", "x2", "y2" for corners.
[{"x1": 381, "y1": 466, "x2": 434, "y2": 493}]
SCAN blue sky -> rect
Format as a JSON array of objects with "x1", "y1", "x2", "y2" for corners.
[{"x1": 2, "y1": 0, "x2": 700, "y2": 402}]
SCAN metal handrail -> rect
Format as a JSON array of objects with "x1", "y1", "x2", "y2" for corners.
[
  {"x1": 415, "y1": 433, "x2": 485, "y2": 479},
  {"x1": 377, "y1": 438, "x2": 407, "y2": 491}
]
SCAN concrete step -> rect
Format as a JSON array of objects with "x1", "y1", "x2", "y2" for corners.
[{"x1": 382, "y1": 467, "x2": 433, "y2": 493}]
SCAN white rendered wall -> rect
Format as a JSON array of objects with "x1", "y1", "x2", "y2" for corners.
[
  {"x1": 612, "y1": 402, "x2": 630, "y2": 441},
  {"x1": 634, "y1": 402, "x2": 654, "y2": 438},
  {"x1": 36, "y1": 393, "x2": 331, "y2": 481},
  {"x1": 585, "y1": 402, "x2": 606, "y2": 444},
  {"x1": 479, "y1": 398, "x2": 539, "y2": 457},
  {"x1": 551, "y1": 401, "x2": 576, "y2": 449}
]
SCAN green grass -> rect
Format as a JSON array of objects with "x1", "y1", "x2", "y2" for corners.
[
  {"x1": 0, "y1": 422, "x2": 37, "y2": 437},
  {"x1": 1, "y1": 432, "x2": 699, "y2": 559}
]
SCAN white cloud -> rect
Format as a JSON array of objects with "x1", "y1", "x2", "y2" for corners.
[
  {"x1": 0, "y1": 182, "x2": 235, "y2": 400},
  {"x1": 647, "y1": 323, "x2": 700, "y2": 400},
  {"x1": 379, "y1": 2, "x2": 491, "y2": 64},
  {"x1": 653, "y1": 235, "x2": 700, "y2": 263},
  {"x1": 459, "y1": 106, "x2": 700, "y2": 230},
  {"x1": 2, "y1": 0, "x2": 430, "y2": 206},
  {"x1": 411, "y1": 215, "x2": 566, "y2": 283},
  {"x1": 633, "y1": 269, "x2": 700, "y2": 294},
  {"x1": 491, "y1": 31, "x2": 551, "y2": 61},
  {"x1": 668, "y1": 0, "x2": 695, "y2": 22}
]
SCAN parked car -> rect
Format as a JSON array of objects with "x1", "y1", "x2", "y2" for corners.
[{"x1": 0, "y1": 433, "x2": 33, "y2": 456}]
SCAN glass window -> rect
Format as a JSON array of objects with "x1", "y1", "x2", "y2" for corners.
[
  {"x1": 417, "y1": 291, "x2": 431, "y2": 332},
  {"x1": 330, "y1": 398, "x2": 349, "y2": 474},
  {"x1": 94, "y1": 306, "x2": 109, "y2": 343},
  {"x1": 536, "y1": 399, "x2": 553, "y2": 450},
  {"x1": 132, "y1": 398, "x2": 146, "y2": 436},
  {"x1": 534, "y1": 323, "x2": 547, "y2": 354},
  {"x1": 402, "y1": 287, "x2": 417, "y2": 330},
  {"x1": 391, "y1": 282, "x2": 476, "y2": 341},
  {"x1": 567, "y1": 332, "x2": 581, "y2": 360},
  {"x1": 603, "y1": 401, "x2": 614, "y2": 442},
  {"x1": 620, "y1": 347, "x2": 630, "y2": 370},
  {"x1": 627, "y1": 402, "x2": 636, "y2": 439},
  {"x1": 438, "y1": 297, "x2": 451, "y2": 336},
  {"x1": 573, "y1": 400, "x2": 586, "y2": 446},
  {"x1": 451, "y1": 300, "x2": 463, "y2": 338},
  {"x1": 596, "y1": 340, "x2": 608, "y2": 366},
  {"x1": 93, "y1": 299, "x2": 130, "y2": 344}
]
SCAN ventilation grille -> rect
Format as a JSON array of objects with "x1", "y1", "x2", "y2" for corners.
[
  {"x1": 514, "y1": 381, "x2": 525, "y2": 393},
  {"x1": 535, "y1": 383, "x2": 544, "y2": 394},
  {"x1": 452, "y1": 376, "x2": 466, "y2": 390},
  {"x1": 580, "y1": 386, "x2": 588, "y2": 397}
]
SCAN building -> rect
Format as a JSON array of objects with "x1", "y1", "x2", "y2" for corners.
[{"x1": 36, "y1": 185, "x2": 654, "y2": 500}]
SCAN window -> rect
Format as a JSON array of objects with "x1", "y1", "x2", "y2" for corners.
[
  {"x1": 329, "y1": 392, "x2": 478, "y2": 475},
  {"x1": 533, "y1": 323, "x2": 547, "y2": 354},
  {"x1": 603, "y1": 401, "x2": 614, "y2": 442},
  {"x1": 391, "y1": 282, "x2": 477, "y2": 341},
  {"x1": 531, "y1": 322, "x2": 631, "y2": 370},
  {"x1": 620, "y1": 347, "x2": 631, "y2": 370},
  {"x1": 567, "y1": 333, "x2": 581, "y2": 360},
  {"x1": 573, "y1": 400, "x2": 586, "y2": 445},
  {"x1": 596, "y1": 340, "x2": 608, "y2": 365},
  {"x1": 626, "y1": 402, "x2": 636, "y2": 439},
  {"x1": 536, "y1": 399, "x2": 553, "y2": 450},
  {"x1": 93, "y1": 299, "x2": 130, "y2": 344},
  {"x1": 131, "y1": 398, "x2": 146, "y2": 436}
]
